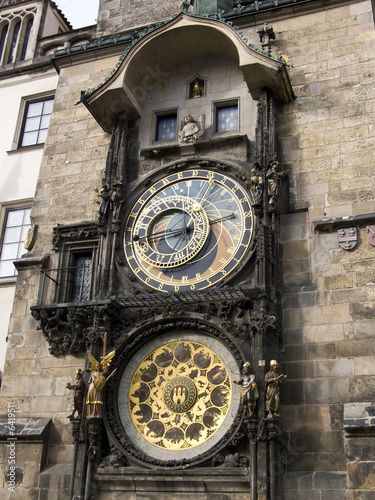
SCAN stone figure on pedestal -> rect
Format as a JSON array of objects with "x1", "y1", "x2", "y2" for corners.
[
  {"x1": 179, "y1": 114, "x2": 204, "y2": 143},
  {"x1": 264, "y1": 360, "x2": 287, "y2": 417},
  {"x1": 66, "y1": 369, "x2": 85, "y2": 419},
  {"x1": 266, "y1": 160, "x2": 289, "y2": 205},
  {"x1": 86, "y1": 339, "x2": 116, "y2": 418},
  {"x1": 234, "y1": 362, "x2": 259, "y2": 417}
]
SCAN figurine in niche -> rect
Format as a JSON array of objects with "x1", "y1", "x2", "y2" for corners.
[
  {"x1": 250, "y1": 162, "x2": 263, "y2": 203},
  {"x1": 266, "y1": 160, "x2": 289, "y2": 205},
  {"x1": 234, "y1": 362, "x2": 259, "y2": 417},
  {"x1": 110, "y1": 182, "x2": 125, "y2": 222},
  {"x1": 193, "y1": 80, "x2": 202, "y2": 98},
  {"x1": 179, "y1": 114, "x2": 204, "y2": 143},
  {"x1": 264, "y1": 359, "x2": 287, "y2": 417},
  {"x1": 66, "y1": 369, "x2": 85, "y2": 419},
  {"x1": 95, "y1": 183, "x2": 110, "y2": 224},
  {"x1": 86, "y1": 337, "x2": 116, "y2": 418}
]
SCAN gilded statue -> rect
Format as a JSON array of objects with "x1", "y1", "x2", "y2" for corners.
[
  {"x1": 264, "y1": 360, "x2": 287, "y2": 417},
  {"x1": 86, "y1": 336, "x2": 116, "y2": 418}
]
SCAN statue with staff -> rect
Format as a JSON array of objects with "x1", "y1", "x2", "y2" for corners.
[{"x1": 86, "y1": 333, "x2": 116, "y2": 418}]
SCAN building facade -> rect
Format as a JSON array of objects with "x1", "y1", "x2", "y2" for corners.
[{"x1": 0, "y1": 0, "x2": 375, "y2": 499}]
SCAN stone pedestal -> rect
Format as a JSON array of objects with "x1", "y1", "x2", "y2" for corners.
[{"x1": 95, "y1": 467, "x2": 250, "y2": 499}]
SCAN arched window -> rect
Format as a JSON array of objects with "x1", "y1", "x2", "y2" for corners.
[
  {"x1": 7, "y1": 20, "x2": 20, "y2": 64},
  {"x1": 20, "y1": 17, "x2": 33, "y2": 61},
  {"x1": 0, "y1": 23, "x2": 8, "y2": 64}
]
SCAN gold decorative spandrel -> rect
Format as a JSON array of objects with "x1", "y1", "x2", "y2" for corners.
[{"x1": 128, "y1": 341, "x2": 232, "y2": 450}]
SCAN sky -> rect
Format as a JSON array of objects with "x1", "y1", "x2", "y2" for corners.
[{"x1": 55, "y1": 0, "x2": 100, "y2": 29}]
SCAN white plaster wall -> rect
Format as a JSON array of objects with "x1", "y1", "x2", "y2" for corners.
[
  {"x1": 0, "y1": 69, "x2": 58, "y2": 374},
  {"x1": 0, "y1": 70, "x2": 58, "y2": 203}
]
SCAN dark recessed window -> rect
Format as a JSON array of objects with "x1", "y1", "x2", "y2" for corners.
[
  {"x1": 216, "y1": 104, "x2": 238, "y2": 133},
  {"x1": 71, "y1": 253, "x2": 92, "y2": 302},
  {"x1": 156, "y1": 113, "x2": 177, "y2": 141},
  {"x1": 7, "y1": 20, "x2": 21, "y2": 64},
  {"x1": 0, "y1": 207, "x2": 31, "y2": 278},
  {"x1": 19, "y1": 98, "x2": 54, "y2": 147},
  {"x1": 0, "y1": 23, "x2": 8, "y2": 64},
  {"x1": 20, "y1": 18, "x2": 33, "y2": 61}
]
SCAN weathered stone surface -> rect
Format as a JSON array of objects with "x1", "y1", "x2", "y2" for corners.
[{"x1": 348, "y1": 462, "x2": 375, "y2": 490}]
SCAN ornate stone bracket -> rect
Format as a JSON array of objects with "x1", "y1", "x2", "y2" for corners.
[
  {"x1": 52, "y1": 221, "x2": 99, "y2": 252},
  {"x1": 30, "y1": 286, "x2": 281, "y2": 356}
]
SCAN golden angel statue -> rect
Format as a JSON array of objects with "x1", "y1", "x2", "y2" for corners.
[{"x1": 86, "y1": 335, "x2": 116, "y2": 418}]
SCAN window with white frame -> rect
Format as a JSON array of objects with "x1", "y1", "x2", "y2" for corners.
[
  {"x1": 19, "y1": 97, "x2": 54, "y2": 148},
  {"x1": 0, "y1": 207, "x2": 31, "y2": 278}
]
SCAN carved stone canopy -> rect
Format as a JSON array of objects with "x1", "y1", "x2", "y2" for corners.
[{"x1": 82, "y1": 13, "x2": 293, "y2": 132}]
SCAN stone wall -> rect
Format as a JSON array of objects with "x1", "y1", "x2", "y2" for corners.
[
  {"x1": 1, "y1": 0, "x2": 374, "y2": 498},
  {"x1": 273, "y1": 2, "x2": 375, "y2": 497},
  {"x1": 97, "y1": 0, "x2": 180, "y2": 33}
]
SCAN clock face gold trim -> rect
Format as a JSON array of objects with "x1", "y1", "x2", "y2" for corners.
[
  {"x1": 128, "y1": 341, "x2": 232, "y2": 451},
  {"x1": 124, "y1": 168, "x2": 254, "y2": 292}
]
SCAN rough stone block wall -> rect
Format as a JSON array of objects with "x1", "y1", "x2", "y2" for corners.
[
  {"x1": 1, "y1": 1, "x2": 374, "y2": 498},
  {"x1": 265, "y1": 1, "x2": 375, "y2": 497},
  {"x1": 97, "y1": 0, "x2": 180, "y2": 33}
]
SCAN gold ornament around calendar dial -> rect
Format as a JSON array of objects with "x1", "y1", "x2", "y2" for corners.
[{"x1": 128, "y1": 341, "x2": 232, "y2": 450}]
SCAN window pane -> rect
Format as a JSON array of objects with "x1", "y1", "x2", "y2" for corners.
[
  {"x1": 23, "y1": 208, "x2": 31, "y2": 222},
  {"x1": 4, "y1": 226, "x2": 22, "y2": 243},
  {"x1": 20, "y1": 225, "x2": 29, "y2": 241},
  {"x1": 27, "y1": 102, "x2": 43, "y2": 117},
  {"x1": 24, "y1": 116, "x2": 41, "y2": 132},
  {"x1": 0, "y1": 260, "x2": 16, "y2": 277},
  {"x1": 17, "y1": 242, "x2": 25, "y2": 258},
  {"x1": 42, "y1": 99, "x2": 54, "y2": 114},
  {"x1": 216, "y1": 105, "x2": 238, "y2": 132},
  {"x1": 21, "y1": 130, "x2": 38, "y2": 147},
  {"x1": 156, "y1": 114, "x2": 177, "y2": 141},
  {"x1": 1, "y1": 243, "x2": 19, "y2": 260},
  {"x1": 40, "y1": 115, "x2": 51, "y2": 129},
  {"x1": 7, "y1": 210, "x2": 24, "y2": 226},
  {"x1": 37, "y1": 129, "x2": 48, "y2": 144}
]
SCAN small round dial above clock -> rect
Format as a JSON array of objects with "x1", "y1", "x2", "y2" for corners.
[{"x1": 124, "y1": 168, "x2": 254, "y2": 293}]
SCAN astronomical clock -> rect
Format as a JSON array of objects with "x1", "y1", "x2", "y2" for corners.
[
  {"x1": 105, "y1": 160, "x2": 258, "y2": 468},
  {"x1": 123, "y1": 167, "x2": 254, "y2": 293}
]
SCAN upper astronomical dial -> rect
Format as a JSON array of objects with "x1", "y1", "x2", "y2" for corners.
[
  {"x1": 133, "y1": 195, "x2": 209, "y2": 268},
  {"x1": 124, "y1": 168, "x2": 254, "y2": 293}
]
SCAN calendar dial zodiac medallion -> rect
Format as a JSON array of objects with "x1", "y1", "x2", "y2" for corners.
[{"x1": 128, "y1": 340, "x2": 232, "y2": 450}]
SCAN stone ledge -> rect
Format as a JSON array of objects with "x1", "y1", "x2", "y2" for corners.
[
  {"x1": 13, "y1": 255, "x2": 50, "y2": 272},
  {"x1": 96, "y1": 466, "x2": 249, "y2": 494},
  {"x1": 0, "y1": 417, "x2": 51, "y2": 441},
  {"x1": 344, "y1": 403, "x2": 375, "y2": 433},
  {"x1": 313, "y1": 213, "x2": 375, "y2": 232}
]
